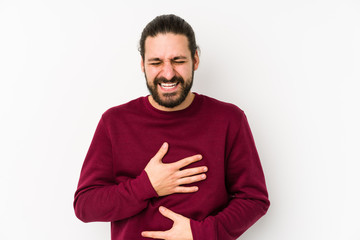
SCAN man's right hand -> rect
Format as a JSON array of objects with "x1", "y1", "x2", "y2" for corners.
[{"x1": 144, "y1": 142, "x2": 208, "y2": 197}]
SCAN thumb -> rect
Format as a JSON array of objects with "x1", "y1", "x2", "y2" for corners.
[
  {"x1": 151, "y1": 142, "x2": 168, "y2": 163},
  {"x1": 158, "y1": 206, "x2": 181, "y2": 222}
]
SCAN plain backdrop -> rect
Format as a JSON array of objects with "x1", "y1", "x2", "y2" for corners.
[{"x1": 1, "y1": 0, "x2": 359, "y2": 239}]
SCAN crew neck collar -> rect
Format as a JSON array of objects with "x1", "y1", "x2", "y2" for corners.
[{"x1": 142, "y1": 92, "x2": 202, "y2": 118}]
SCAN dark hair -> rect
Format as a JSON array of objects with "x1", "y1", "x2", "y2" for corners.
[{"x1": 139, "y1": 14, "x2": 198, "y2": 60}]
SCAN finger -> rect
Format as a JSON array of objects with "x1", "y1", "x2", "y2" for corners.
[
  {"x1": 177, "y1": 174, "x2": 206, "y2": 185},
  {"x1": 177, "y1": 166, "x2": 208, "y2": 178},
  {"x1": 158, "y1": 206, "x2": 181, "y2": 222},
  {"x1": 172, "y1": 154, "x2": 202, "y2": 169},
  {"x1": 141, "y1": 230, "x2": 167, "y2": 239},
  {"x1": 151, "y1": 142, "x2": 169, "y2": 163},
  {"x1": 173, "y1": 185, "x2": 199, "y2": 194}
]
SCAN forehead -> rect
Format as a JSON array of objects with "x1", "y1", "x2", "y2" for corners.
[{"x1": 144, "y1": 33, "x2": 191, "y2": 59}]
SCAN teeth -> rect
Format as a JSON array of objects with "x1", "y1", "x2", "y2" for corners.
[{"x1": 160, "y1": 83, "x2": 177, "y2": 88}]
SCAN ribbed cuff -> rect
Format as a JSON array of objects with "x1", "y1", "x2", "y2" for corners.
[
  {"x1": 130, "y1": 170, "x2": 158, "y2": 201},
  {"x1": 190, "y1": 217, "x2": 217, "y2": 240}
]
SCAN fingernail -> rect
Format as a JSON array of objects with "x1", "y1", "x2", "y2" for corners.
[
  {"x1": 162, "y1": 142, "x2": 167, "y2": 148},
  {"x1": 203, "y1": 167, "x2": 208, "y2": 172},
  {"x1": 198, "y1": 155, "x2": 202, "y2": 159},
  {"x1": 159, "y1": 206, "x2": 166, "y2": 212}
]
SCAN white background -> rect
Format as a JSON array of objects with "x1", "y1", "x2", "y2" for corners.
[{"x1": 1, "y1": 0, "x2": 359, "y2": 239}]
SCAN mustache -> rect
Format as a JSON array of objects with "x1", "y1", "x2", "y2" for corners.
[{"x1": 154, "y1": 76, "x2": 185, "y2": 85}]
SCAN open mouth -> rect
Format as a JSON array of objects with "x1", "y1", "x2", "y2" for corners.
[
  {"x1": 160, "y1": 82, "x2": 177, "y2": 89},
  {"x1": 159, "y1": 82, "x2": 179, "y2": 91}
]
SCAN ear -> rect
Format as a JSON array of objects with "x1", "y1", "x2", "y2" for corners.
[
  {"x1": 193, "y1": 50, "x2": 200, "y2": 71},
  {"x1": 141, "y1": 58, "x2": 145, "y2": 72}
]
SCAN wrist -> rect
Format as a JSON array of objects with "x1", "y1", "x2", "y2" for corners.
[{"x1": 131, "y1": 170, "x2": 159, "y2": 200}]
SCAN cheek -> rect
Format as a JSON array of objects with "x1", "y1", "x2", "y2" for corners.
[
  {"x1": 176, "y1": 65, "x2": 193, "y2": 77},
  {"x1": 145, "y1": 67, "x2": 160, "y2": 78}
]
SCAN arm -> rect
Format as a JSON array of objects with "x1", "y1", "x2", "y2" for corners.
[
  {"x1": 190, "y1": 112, "x2": 270, "y2": 240},
  {"x1": 73, "y1": 117, "x2": 157, "y2": 222},
  {"x1": 74, "y1": 117, "x2": 208, "y2": 223}
]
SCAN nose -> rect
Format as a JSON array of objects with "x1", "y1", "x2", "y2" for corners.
[{"x1": 161, "y1": 61, "x2": 176, "y2": 80}]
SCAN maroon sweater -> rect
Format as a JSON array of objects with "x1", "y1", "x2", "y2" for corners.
[{"x1": 74, "y1": 93, "x2": 269, "y2": 240}]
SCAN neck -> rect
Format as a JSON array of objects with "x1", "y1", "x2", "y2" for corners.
[{"x1": 148, "y1": 92, "x2": 195, "y2": 112}]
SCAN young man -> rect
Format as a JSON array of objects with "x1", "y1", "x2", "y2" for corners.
[{"x1": 74, "y1": 14, "x2": 270, "y2": 240}]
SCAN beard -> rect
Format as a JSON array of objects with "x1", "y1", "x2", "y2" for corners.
[{"x1": 145, "y1": 71, "x2": 194, "y2": 108}]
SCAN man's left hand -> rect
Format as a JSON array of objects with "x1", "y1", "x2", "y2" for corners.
[{"x1": 141, "y1": 206, "x2": 193, "y2": 240}]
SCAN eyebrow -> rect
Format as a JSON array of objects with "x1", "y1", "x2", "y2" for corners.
[
  {"x1": 173, "y1": 56, "x2": 188, "y2": 60},
  {"x1": 147, "y1": 58, "x2": 161, "y2": 62}
]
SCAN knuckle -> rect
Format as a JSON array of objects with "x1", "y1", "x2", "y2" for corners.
[
  {"x1": 174, "y1": 186, "x2": 181, "y2": 193},
  {"x1": 199, "y1": 174, "x2": 206, "y2": 180},
  {"x1": 189, "y1": 156, "x2": 198, "y2": 163},
  {"x1": 182, "y1": 158, "x2": 193, "y2": 166},
  {"x1": 199, "y1": 166, "x2": 207, "y2": 172},
  {"x1": 177, "y1": 187, "x2": 187, "y2": 193},
  {"x1": 173, "y1": 171, "x2": 181, "y2": 179},
  {"x1": 182, "y1": 169, "x2": 191, "y2": 177},
  {"x1": 191, "y1": 175, "x2": 201, "y2": 182},
  {"x1": 169, "y1": 164, "x2": 179, "y2": 172}
]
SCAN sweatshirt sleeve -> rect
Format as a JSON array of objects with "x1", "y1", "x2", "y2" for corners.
[
  {"x1": 73, "y1": 116, "x2": 158, "y2": 223},
  {"x1": 190, "y1": 111, "x2": 270, "y2": 240}
]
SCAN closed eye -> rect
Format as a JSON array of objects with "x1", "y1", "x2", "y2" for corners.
[
  {"x1": 173, "y1": 60, "x2": 186, "y2": 64},
  {"x1": 149, "y1": 62, "x2": 161, "y2": 65}
]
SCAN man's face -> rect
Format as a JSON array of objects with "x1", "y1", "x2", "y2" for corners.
[{"x1": 141, "y1": 33, "x2": 199, "y2": 109}]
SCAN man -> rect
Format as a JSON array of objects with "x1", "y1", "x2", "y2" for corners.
[{"x1": 74, "y1": 14, "x2": 270, "y2": 240}]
